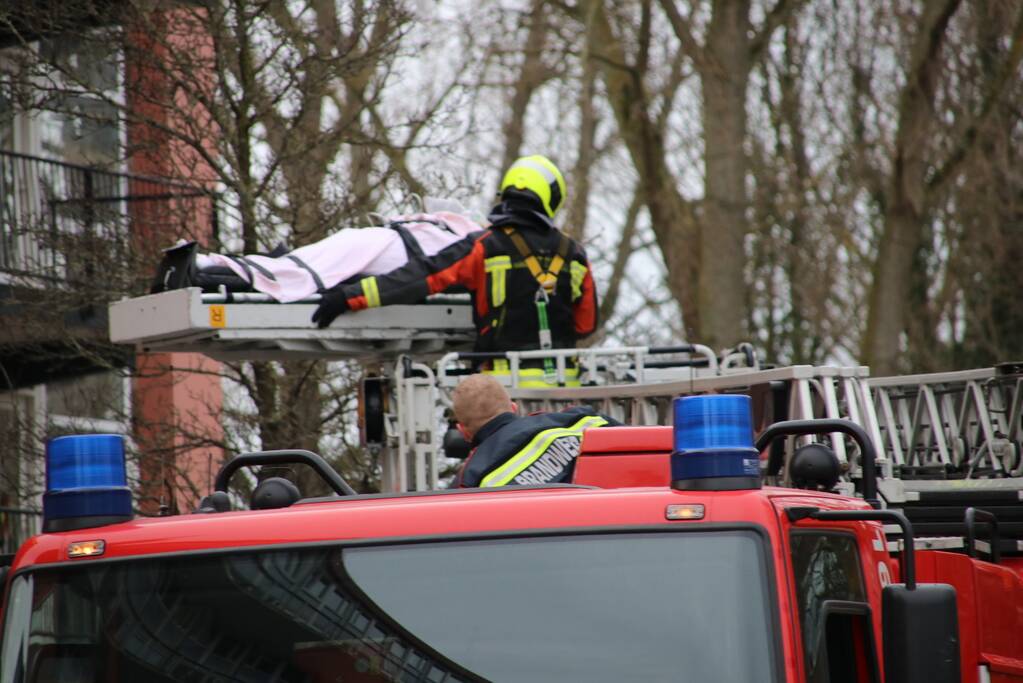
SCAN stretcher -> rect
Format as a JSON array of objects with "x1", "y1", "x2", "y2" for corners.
[{"x1": 108, "y1": 287, "x2": 474, "y2": 362}]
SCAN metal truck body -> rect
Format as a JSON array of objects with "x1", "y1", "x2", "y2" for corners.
[{"x1": 2, "y1": 423, "x2": 1022, "y2": 682}]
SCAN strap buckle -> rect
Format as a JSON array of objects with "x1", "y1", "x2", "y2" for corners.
[{"x1": 537, "y1": 271, "x2": 557, "y2": 293}]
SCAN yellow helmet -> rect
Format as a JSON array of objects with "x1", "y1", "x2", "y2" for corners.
[{"x1": 499, "y1": 155, "x2": 566, "y2": 218}]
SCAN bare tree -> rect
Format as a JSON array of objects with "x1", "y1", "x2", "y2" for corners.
[
  {"x1": 0, "y1": 0, "x2": 475, "y2": 508},
  {"x1": 862, "y1": 1, "x2": 1023, "y2": 373}
]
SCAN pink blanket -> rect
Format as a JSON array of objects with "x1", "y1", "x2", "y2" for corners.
[{"x1": 205, "y1": 211, "x2": 482, "y2": 302}]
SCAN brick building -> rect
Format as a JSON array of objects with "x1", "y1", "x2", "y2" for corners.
[{"x1": 0, "y1": 4, "x2": 224, "y2": 551}]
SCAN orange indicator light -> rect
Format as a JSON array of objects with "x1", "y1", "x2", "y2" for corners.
[
  {"x1": 665, "y1": 504, "x2": 705, "y2": 520},
  {"x1": 68, "y1": 540, "x2": 105, "y2": 558}
]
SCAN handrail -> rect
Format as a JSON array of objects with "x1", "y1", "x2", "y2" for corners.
[
  {"x1": 214, "y1": 449, "x2": 356, "y2": 497},
  {"x1": 788, "y1": 507, "x2": 916, "y2": 589},
  {"x1": 436, "y1": 344, "x2": 720, "y2": 387},
  {"x1": 964, "y1": 507, "x2": 1001, "y2": 564},
  {"x1": 757, "y1": 418, "x2": 880, "y2": 508}
]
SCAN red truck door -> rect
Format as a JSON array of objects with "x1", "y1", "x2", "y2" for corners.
[{"x1": 774, "y1": 498, "x2": 887, "y2": 683}]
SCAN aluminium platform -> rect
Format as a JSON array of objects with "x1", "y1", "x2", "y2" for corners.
[{"x1": 108, "y1": 288, "x2": 474, "y2": 362}]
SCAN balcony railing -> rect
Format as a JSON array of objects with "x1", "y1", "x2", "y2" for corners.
[
  {"x1": 0, "y1": 150, "x2": 217, "y2": 289},
  {"x1": 0, "y1": 506, "x2": 40, "y2": 554}
]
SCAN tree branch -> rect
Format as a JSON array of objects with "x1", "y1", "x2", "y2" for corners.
[
  {"x1": 656, "y1": 0, "x2": 704, "y2": 67},
  {"x1": 927, "y1": 5, "x2": 1023, "y2": 194},
  {"x1": 598, "y1": 189, "x2": 643, "y2": 324},
  {"x1": 749, "y1": 0, "x2": 803, "y2": 63}
]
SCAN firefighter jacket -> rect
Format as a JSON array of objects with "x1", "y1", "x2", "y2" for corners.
[
  {"x1": 457, "y1": 406, "x2": 619, "y2": 488},
  {"x1": 334, "y1": 201, "x2": 598, "y2": 352}
]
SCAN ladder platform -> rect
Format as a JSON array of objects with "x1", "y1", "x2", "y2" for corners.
[{"x1": 109, "y1": 288, "x2": 475, "y2": 362}]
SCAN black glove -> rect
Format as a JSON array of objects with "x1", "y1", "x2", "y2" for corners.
[{"x1": 312, "y1": 287, "x2": 350, "y2": 328}]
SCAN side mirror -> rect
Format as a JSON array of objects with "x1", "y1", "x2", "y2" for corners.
[{"x1": 882, "y1": 583, "x2": 959, "y2": 683}]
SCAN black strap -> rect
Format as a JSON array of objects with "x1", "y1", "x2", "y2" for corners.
[
  {"x1": 389, "y1": 222, "x2": 425, "y2": 260},
  {"x1": 501, "y1": 226, "x2": 571, "y2": 287},
  {"x1": 286, "y1": 254, "x2": 326, "y2": 292},
  {"x1": 264, "y1": 242, "x2": 290, "y2": 258},
  {"x1": 555, "y1": 231, "x2": 571, "y2": 259},
  {"x1": 433, "y1": 218, "x2": 457, "y2": 234},
  {"x1": 224, "y1": 255, "x2": 254, "y2": 284},
  {"x1": 234, "y1": 255, "x2": 276, "y2": 282},
  {"x1": 501, "y1": 227, "x2": 571, "y2": 264}
]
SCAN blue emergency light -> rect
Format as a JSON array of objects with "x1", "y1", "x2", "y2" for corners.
[
  {"x1": 670, "y1": 395, "x2": 761, "y2": 491},
  {"x1": 43, "y1": 434, "x2": 133, "y2": 532}
]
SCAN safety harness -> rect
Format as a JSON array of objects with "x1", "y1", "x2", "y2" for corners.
[{"x1": 501, "y1": 226, "x2": 571, "y2": 382}]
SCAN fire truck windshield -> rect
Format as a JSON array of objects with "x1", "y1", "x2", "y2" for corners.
[{"x1": 1, "y1": 530, "x2": 777, "y2": 682}]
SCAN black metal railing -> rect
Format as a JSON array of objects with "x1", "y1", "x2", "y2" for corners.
[
  {"x1": 0, "y1": 506, "x2": 41, "y2": 554},
  {"x1": 0, "y1": 150, "x2": 217, "y2": 288}
]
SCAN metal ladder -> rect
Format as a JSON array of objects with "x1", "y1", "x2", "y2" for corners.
[
  {"x1": 388, "y1": 345, "x2": 887, "y2": 492},
  {"x1": 868, "y1": 365, "x2": 1023, "y2": 556},
  {"x1": 868, "y1": 365, "x2": 1023, "y2": 478}
]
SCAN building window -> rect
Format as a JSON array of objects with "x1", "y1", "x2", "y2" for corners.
[{"x1": 36, "y1": 35, "x2": 121, "y2": 169}]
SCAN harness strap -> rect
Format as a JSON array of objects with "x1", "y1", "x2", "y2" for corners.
[
  {"x1": 285, "y1": 254, "x2": 326, "y2": 292},
  {"x1": 501, "y1": 226, "x2": 573, "y2": 383},
  {"x1": 389, "y1": 222, "x2": 426, "y2": 260},
  {"x1": 224, "y1": 255, "x2": 255, "y2": 284},
  {"x1": 239, "y1": 255, "x2": 276, "y2": 281},
  {"x1": 501, "y1": 227, "x2": 570, "y2": 292}
]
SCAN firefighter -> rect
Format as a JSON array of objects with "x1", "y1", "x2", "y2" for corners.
[
  {"x1": 450, "y1": 374, "x2": 618, "y2": 488},
  {"x1": 311, "y1": 155, "x2": 598, "y2": 386}
]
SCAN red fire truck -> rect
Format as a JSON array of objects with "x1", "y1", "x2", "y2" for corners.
[{"x1": 1, "y1": 395, "x2": 1022, "y2": 682}]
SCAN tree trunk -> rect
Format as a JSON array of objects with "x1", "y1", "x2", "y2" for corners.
[
  {"x1": 862, "y1": 0, "x2": 962, "y2": 374},
  {"x1": 581, "y1": 0, "x2": 701, "y2": 339},
  {"x1": 563, "y1": 44, "x2": 599, "y2": 241},
  {"x1": 697, "y1": 1, "x2": 752, "y2": 350}
]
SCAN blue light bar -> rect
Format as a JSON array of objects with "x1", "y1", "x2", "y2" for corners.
[
  {"x1": 670, "y1": 395, "x2": 761, "y2": 491},
  {"x1": 43, "y1": 434, "x2": 133, "y2": 532}
]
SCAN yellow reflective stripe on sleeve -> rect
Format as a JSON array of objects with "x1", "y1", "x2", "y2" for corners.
[
  {"x1": 485, "y1": 255, "x2": 511, "y2": 307},
  {"x1": 570, "y1": 261, "x2": 587, "y2": 300},
  {"x1": 480, "y1": 415, "x2": 608, "y2": 487},
  {"x1": 360, "y1": 276, "x2": 381, "y2": 307}
]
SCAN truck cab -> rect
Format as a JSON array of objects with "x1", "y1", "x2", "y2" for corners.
[{"x1": 2, "y1": 398, "x2": 1022, "y2": 682}]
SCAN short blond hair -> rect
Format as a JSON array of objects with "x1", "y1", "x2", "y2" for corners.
[{"x1": 452, "y1": 374, "x2": 514, "y2": 436}]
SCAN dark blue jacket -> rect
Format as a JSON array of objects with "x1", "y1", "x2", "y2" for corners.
[{"x1": 458, "y1": 406, "x2": 619, "y2": 488}]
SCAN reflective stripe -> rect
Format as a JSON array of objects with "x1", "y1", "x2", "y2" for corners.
[
  {"x1": 485, "y1": 255, "x2": 511, "y2": 307},
  {"x1": 480, "y1": 415, "x2": 608, "y2": 487},
  {"x1": 482, "y1": 366, "x2": 581, "y2": 388},
  {"x1": 361, "y1": 276, "x2": 381, "y2": 307},
  {"x1": 508, "y1": 157, "x2": 558, "y2": 185},
  {"x1": 570, "y1": 261, "x2": 587, "y2": 300}
]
